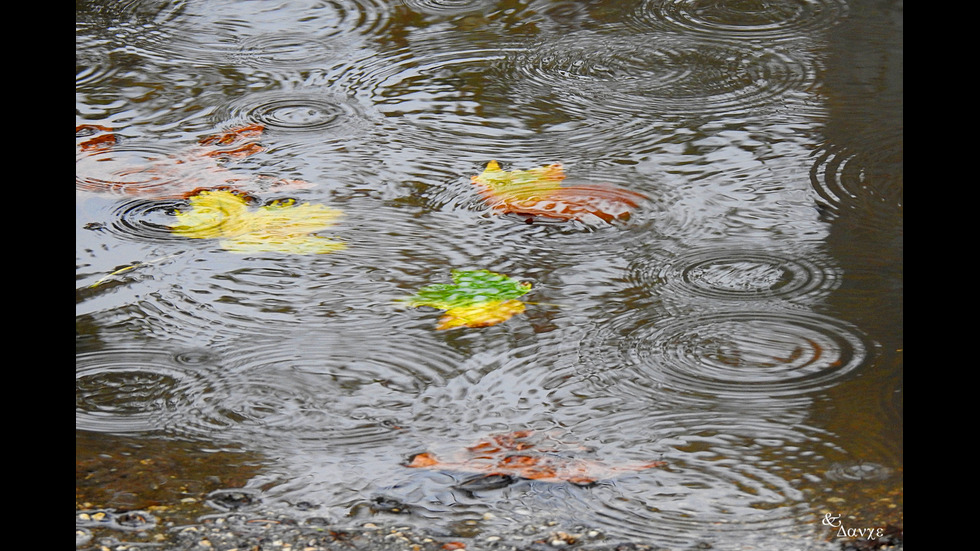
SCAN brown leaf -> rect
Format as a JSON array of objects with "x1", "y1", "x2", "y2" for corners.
[
  {"x1": 76, "y1": 124, "x2": 314, "y2": 198},
  {"x1": 76, "y1": 124, "x2": 117, "y2": 153},
  {"x1": 471, "y1": 160, "x2": 647, "y2": 223},
  {"x1": 406, "y1": 430, "x2": 665, "y2": 485}
]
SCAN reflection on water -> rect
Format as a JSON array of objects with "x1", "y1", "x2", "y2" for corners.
[{"x1": 77, "y1": 0, "x2": 902, "y2": 547}]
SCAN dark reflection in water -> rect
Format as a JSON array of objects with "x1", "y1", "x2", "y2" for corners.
[{"x1": 77, "y1": 0, "x2": 901, "y2": 547}]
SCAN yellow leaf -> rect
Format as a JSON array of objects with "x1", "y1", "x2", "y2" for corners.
[
  {"x1": 172, "y1": 190, "x2": 345, "y2": 254},
  {"x1": 171, "y1": 189, "x2": 252, "y2": 239},
  {"x1": 471, "y1": 160, "x2": 565, "y2": 203},
  {"x1": 437, "y1": 299, "x2": 526, "y2": 330},
  {"x1": 470, "y1": 160, "x2": 647, "y2": 223},
  {"x1": 220, "y1": 234, "x2": 346, "y2": 254}
]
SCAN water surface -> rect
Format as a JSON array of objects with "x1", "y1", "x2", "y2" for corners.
[{"x1": 77, "y1": 0, "x2": 902, "y2": 548}]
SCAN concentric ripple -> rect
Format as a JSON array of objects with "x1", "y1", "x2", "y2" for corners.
[
  {"x1": 572, "y1": 410, "x2": 838, "y2": 545},
  {"x1": 98, "y1": 198, "x2": 191, "y2": 244},
  {"x1": 206, "y1": 366, "x2": 406, "y2": 447},
  {"x1": 626, "y1": 0, "x2": 849, "y2": 41},
  {"x1": 310, "y1": 43, "x2": 530, "y2": 158},
  {"x1": 75, "y1": 64, "x2": 120, "y2": 95},
  {"x1": 808, "y1": 133, "x2": 904, "y2": 219},
  {"x1": 80, "y1": 195, "x2": 534, "y2": 344},
  {"x1": 501, "y1": 32, "x2": 818, "y2": 119},
  {"x1": 232, "y1": 34, "x2": 360, "y2": 70},
  {"x1": 75, "y1": 131, "x2": 271, "y2": 199},
  {"x1": 825, "y1": 461, "x2": 893, "y2": 482},
  {"x1": 75, "y1": 145, "x2": 186, "y2": 198},
  {"x1": 127, "y1": 0, "x2": 393, "y2": 66},
  {"x1": 76, "y1": 348, "x2": 232, "y2": 437},
  {"x1": 76, "y1": 0, "x2": 187, "y2": 68},
  {"x1": 217, "y1": 89, "x2": 379, "y2": 138},
  {"x1": 399, "y1": 0, "x2": 498, "y2": 16},
  {"x1": 384, "y1": 402, "x2": 840, "y2": 546},
  {"x1": 628, "y1": 245, "x2": 842, "y2": 305},
  {"x1": 77, "y1": 331, "x2": 464, "y2": 448},
  {"x1": 193, "y1": 332, "x2": 464, "y2": 449},
  {"x1": 222, "y1": 0, "x2": 391, "y2": 67},
  {"x1": 580, "y1": 309, "x2": 871, "y2": 402}
]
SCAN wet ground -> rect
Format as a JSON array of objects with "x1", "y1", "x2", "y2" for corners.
[
  {"x1": 77, "y1": 431, "x2": 901, "y2": 551},
  {"x1": 76, "y1": 507, "x2": 903, "y2": 551}
]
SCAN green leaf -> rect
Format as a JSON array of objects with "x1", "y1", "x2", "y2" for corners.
[
  {"x1": 406, "y1": 270, "x2": 532, "y2": 329},
  {"x1": 408, "y1": 270, "x2": 531, "y2": 310}
]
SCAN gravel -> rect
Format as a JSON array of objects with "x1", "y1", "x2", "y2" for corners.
[{"x1": 76, "y1": 505, "x2": 903, "y2": 551}]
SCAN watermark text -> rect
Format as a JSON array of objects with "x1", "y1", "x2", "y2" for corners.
[{"x1": 822, "y1": 513, "x2": 885, "y2": 540}]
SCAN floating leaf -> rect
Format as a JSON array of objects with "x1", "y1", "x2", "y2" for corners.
[
  {"x1": 438, "y1": 299, "x2": 527, "y2": 331},
  {"x1": 472, "y1": 160, "x2": 566, "y2": 202},
  {"x1": 406, "y1": 430, "x2": 666, "y2": 486},
  {"x1": 172, "y1": 189, "x2": 345, "y2": 254},
  {"x1": 406, "y1": 270, "x2": 532, "y2": 330},
  {"x1": 471, "y1": 160, "x2": 647, "y2": 223}
]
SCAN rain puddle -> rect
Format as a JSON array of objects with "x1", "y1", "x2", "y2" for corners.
[{"x1": 77, "y1": 0, "x2": 902, "y2": 548}]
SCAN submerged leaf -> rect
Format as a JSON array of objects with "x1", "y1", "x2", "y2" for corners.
[
  {"x1": 406, "y1": 431, "x2": 666, "y2": 486},
  {"x1": 196, "y1": 123, "x2": 266, "y2": 156},
  {"x1": 471, "y1": 160, "x2": 647, "y2": 223},
  {"x1": 76, "y1": 124, "x2": 117, "y2": 153},
  {"x1": 172, "y1": 190, "x2": 345, "y2": 254},
  {"x1": 406, "y1": 270, "x2": 532, "y2": 329},
  {"x1": 76, "y1": 124, "x2": 315, "y2": 198}
]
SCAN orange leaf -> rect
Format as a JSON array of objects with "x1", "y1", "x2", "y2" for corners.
[
  {"x1": 197, "y1": 124, "x2": 268, "y2": 159},
  {"x1": 407, "y1": 453, "x2": 440, "y2": 468},
  {"x1": 198, "y1": 123, "x2": 265, "y2": 147},
  {"x1": 76, "y1": 124, "x2": 117, "y2": 153}
]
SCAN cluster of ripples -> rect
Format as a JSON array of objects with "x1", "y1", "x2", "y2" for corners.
[{"x1": 77, "y1": 0, "x2": 901, "y2": 546}]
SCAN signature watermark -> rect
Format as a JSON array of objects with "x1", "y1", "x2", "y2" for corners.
[{"x1": 822, "y1": 513, "x2": 886, "y2": 540}]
